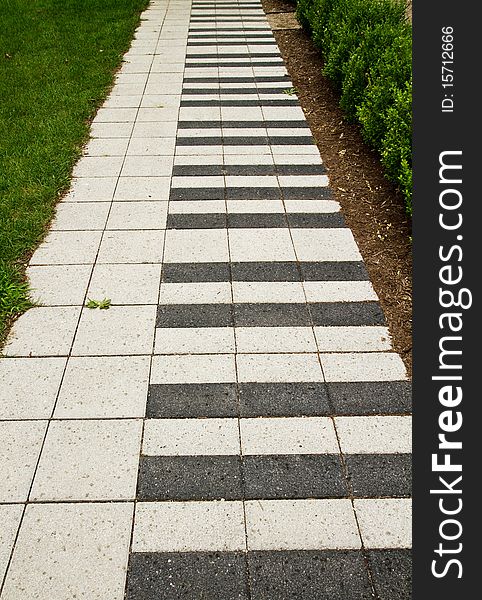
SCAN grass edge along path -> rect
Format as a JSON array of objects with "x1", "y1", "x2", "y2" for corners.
[{"x1": 0, "y1": 0, "x2": 149, "y2": 345}]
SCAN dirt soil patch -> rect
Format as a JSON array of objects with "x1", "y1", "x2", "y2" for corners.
[
  {"x1": 266, "y1": 12, "x2": 300, "y2": 29},
  {"x1": 262, "y1": 0, "x2": 413, "y2": 376}
]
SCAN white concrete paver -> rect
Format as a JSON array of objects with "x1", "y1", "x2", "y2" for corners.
[
  {"x1": 29, "y1": 231, "x2": 102, "y2": 265},
  {"x1": 88, "y1": 263, "x2": 162, "y2": 304},
  {"x1": 290, "y1": 228, "x2": 362, "y2": 261},
  {"x1": 236, "y1": 353, "x2": 324, "y2": 382},
  {"x1": 51, "y1": 202, "x2": 110, "y2": 230},
  {"x1": 0, "y1": 421, "x2": 47, "y2": 502},
  {"x1": 55, "y1": 355, "x2": 150, "y2": 418},
  {"x1": 0, "y1": 358, "x2": 65, "y2": 419},
  {"x1": 313, "y1": 325, "x2": 392, "y2": 352},
  {"x1": 163, "y1": 229, "x2": 229, "y2": 262},
  {"x1": 1, "y1": 503, "x2": 134, "y2": 600},
  {"x1": 229, "y1": 228, "x2": 297, "y2": 261},
  {"x1": 159, "y1": 281, "x2": 232, "y2": 304},
  {"x1": 27, "y1": 265, "x2": 92, "y2": 305},
  {"x1": 354, "y1": 499, "x2": 412, "y2": 548},
  {"x1": 320, "y1": 351, "x2": 408, "y2": 381},
  {"x1": 0, "y1": 506, "x2": 23, "y2": 585},
  {"x1": 303, "y1": 280, "x2": 378, "y2": 302},
  {"x1": 133, "y1": 501, "x2": 247, "y2": 552},
  {"x1": 143, "y1": 418, "x2": 241, "y2": 455},
  {"x1": 154, "y1": 326, "x2": 236, "y2": 354},
  {"x1": 150, "y1": 353, "x2": 237, "y2": 384},
  {"x1": 62, "y1": 176, "x2": 117, "y2": 201},
  {"x1": 71, "y1": 305, "x2": 156, "y2": 356},
  {"x1": 232, "y1": 281, "x2": 306, "y2": 303},
  {"x1": 240, "y1": 417, "x2": 339, "y2": 455},
  {"x1": 29, "y1": 420, "x2": 142, "y2": 501},
  {"x1": 3, "y1": 307, "x2": 81, "y2": 357},
  {"x1": 245, "y1": 499, "x2": 361, "y2": 550},
  {"x1": 113, "y1": 175, "x2": 171, "y2": 200},
  {"x1": 335, "y1": 416, "x2": 412, "y2": 454},
  {"x1": 97, "y1": 229, "x2": 165, "y2": 263}
]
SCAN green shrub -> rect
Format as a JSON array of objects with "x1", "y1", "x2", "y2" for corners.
[
  {"x1": 296, "y1": 0, "x2": 412, "y2": 213},
  {"x1": 296, "y1": 0, "x2": 316, "y2": 31},
  {"x1": 296, "y1": 0, "x2": 332, "y2": 39},
  {"x1": 341, "y1": 20, "x2": 411, "y2": 120},
  {"x1": 320, "y1": 0, "x2": 406, "y2": 87},
  {"x1": 381, "y1": 81, "x2": 412, "y2": 213},
  {"x1": 356, "y1": 31, "x2": 412, "y2": 147}
]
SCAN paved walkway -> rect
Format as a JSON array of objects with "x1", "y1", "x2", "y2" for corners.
[{"x1": 0, "y1": 1, "x2": 411, "y2": 598}]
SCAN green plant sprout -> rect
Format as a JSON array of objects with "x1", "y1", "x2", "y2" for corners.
[{"x1": 86, "y1": 298, "x2": 111, "y2": 309}]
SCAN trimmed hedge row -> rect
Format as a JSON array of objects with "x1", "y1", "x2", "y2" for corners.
[{"x1": 296, "y1": 0, "x2": 412, "y2": 213}]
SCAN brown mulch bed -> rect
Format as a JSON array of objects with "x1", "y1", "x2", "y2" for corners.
[{"x1": 262, "y1": 0, "x2": 413, "y2": 376}]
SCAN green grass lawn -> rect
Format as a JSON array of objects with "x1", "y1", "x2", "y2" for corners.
[{"x1": 0, "y1": 0, "x2": 149, "y2": 343}]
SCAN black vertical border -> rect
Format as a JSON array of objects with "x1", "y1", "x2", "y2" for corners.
[{"x1": 413, "y1": 1, "x2": 478, "y2": 597}]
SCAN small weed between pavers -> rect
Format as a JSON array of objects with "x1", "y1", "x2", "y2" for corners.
[
  {"x1": 283, "y1": 87, "x2": 298, "y2": 95},
  {"x1": 86, "y1": 298, "x2": 112, "y2": 310}
]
